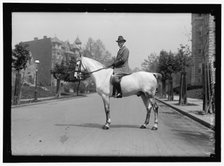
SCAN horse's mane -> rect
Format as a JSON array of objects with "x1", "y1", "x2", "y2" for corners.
[{"x1": 82, "y1": 57, "x2": 105, "y2": 68}]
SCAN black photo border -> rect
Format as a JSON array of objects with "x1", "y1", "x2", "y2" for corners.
[{"x1": 3, "y1": 3, "x2": 221, "y2": 163}]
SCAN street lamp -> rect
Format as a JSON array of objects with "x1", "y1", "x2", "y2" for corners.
[{"x1": 34, "y1": 59, "x2": 40, "y2": 101}]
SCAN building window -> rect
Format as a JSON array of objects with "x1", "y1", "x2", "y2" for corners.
[
  {"x1": 197, "y1": 26, "x2": 203, "y2": 37},
  {"x1": 198, "y1": 31, "x2": 202, "y2": 37},
  {"x1": 29, "y1": 75, "x2": 34, "y2": 84},
  {"x1": 198, "y1": 63, "x2": 202, "y2": 74}
]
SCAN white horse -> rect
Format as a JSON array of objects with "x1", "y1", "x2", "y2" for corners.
[{"x1": 74, "y1": 56, "x2": 161, "y2": 130}]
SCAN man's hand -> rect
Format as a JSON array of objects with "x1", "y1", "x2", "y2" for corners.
[{"x1": 107, "y1": 63, "x2": 114, "y2": 68}]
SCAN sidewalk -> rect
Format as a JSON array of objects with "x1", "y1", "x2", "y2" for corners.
[
  {"x1": 11, "y1": 94, "x2": 86, "y2": 108},
  {"x1": 156, "y1": 96, "x2": 215, "y2": 130},
  {"x1": 20, "y1": 96, "x2": 55, "y2": 102}
]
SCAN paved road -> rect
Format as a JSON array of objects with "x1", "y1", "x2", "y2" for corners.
[{"x1": 12, "y1": 93, "x2": 214, "y2": 156}]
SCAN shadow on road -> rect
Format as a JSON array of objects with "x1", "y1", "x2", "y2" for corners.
[
  {"x1": 55, "y1": 123, "x2": 102, "y2": 129},
  {"x1": 172, "y1": 129, "x2": 214, "y2": 146},
  {"x1": 111, "y1": 124, "x2": 140, "y2": 129},
  {"x1": 55, "y1": 123, "x2": 140, "y2": 129}
]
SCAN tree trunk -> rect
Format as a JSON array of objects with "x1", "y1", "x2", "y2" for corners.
[
  {"x1": 209, "y1": 62, "x2": 215, "y2": 113},
  {"x1": 56, "y1": 79, "x2": 61, "y2": 98},
  {"x1": 13, "y1": 70, "x2": 22, "y2": 105},
  {"x1": 207, "y1": 63, "x2": 213, "y2": 114},
  {"x1": 168, "y1": 75, "x2": 174, "y2": 101},
  {"x1": 76, "y1": 80, "x2": 81, "y2": 96},
  {"x1": 161, "y1": 79, "x2": 166, "y2": 98},
  {"x1": 157, "y1": 81, "x2": 163, "y2": 98},
  {"x1": 202, "y1": 63, "x2": 208, "y2": 113},
  {"x1": 203, "y1": 63, "x2": 213, "y2": 114},
  {"x1": 209, "y1": 64, "x2": 215, "y2": 113},
  {"x1": 179, "y1": 71, "x2": 187, "y2": 105}
]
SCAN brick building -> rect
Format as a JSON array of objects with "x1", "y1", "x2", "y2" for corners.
[
  {"x1": 23, "y1": 36, "x2": 53, "y2": 87},
  {"x1": 191, "y1": 14, "x2": 216, "y2": 86},
  {"x1": 21, "y1": 36, "x2": 80, "y2": 87}
]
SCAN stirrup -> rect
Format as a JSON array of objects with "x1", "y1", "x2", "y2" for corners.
[{"x1": 115, "y1": 92, "x2": 122, "y2": 98}]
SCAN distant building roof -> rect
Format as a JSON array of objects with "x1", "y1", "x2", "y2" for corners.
[
  {"x1": 71, "y1": 43, "x2": 79, "y2": 50},
  {"x1": 61, "y1": 41, "x2": 69, "y2": 48},
  {"x1": 65, "y1": 50, "x2": 75, "y2": 55},
  {"x1": 75, "y1": 37, "x2": 82, "y2": 45},
  {"x1": 51, "y1": 37, "x2": 62, "y2": 44}
]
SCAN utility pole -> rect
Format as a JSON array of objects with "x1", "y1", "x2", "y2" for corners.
[{"x1": 34, "y1": 59, "x2": 40, "y2": 101}]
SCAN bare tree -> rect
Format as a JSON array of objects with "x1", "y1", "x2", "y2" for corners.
[
  {"x1": 157, "y1": 50, "x2": 177, "y2": 101},
  {"x1": 12, "y1": 43, "x2": 31, "y2": 104},
  {"x1": 175, "y1": 44, "x2": 192, "y2": 105}
]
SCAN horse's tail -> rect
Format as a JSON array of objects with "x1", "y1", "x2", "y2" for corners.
[
  {"x1": 153, "y1": 73, "x2": 162, "y2": 81},
  {"x1": 153, "y1": 73, "x2": 162, "y2": 95}
]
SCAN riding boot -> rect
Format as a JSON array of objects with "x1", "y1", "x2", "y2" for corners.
[
  {"x1": 112, "y1": 85, "x2": 116, "y2": 96},
  {"x1": 116, "y1": 83, "x2": 122, "y2": 98},
  {"x1": 115, "y1": 81, "x2": 122, "y2": 98}
]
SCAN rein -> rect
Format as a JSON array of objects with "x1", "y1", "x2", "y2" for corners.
[
  {"x1": 75, "y1": 59, "x2": 112, "y2": 76},
  {"x1": 85, "y1": 67, "x2": 109, "y2": 75}
]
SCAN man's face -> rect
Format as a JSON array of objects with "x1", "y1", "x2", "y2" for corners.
[{"x1": 118, "y1": 41, "x2": 124, "y2": 48}]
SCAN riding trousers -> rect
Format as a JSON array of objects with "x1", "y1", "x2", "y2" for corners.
[
  {"x1": 111, "y1": 73, "x2": 128, "y2": 84},
  {"x1": 111, "y1": 72, "x2": 129, "y2": 96}
]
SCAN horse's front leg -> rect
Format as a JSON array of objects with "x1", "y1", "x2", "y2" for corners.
[{"x1": 102, "y1": 95, "x2": 111, "y2": 130}]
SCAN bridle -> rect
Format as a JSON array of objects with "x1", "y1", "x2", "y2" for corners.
[
  {"x1": 73, "y1": 59, "x2": 88, "y2": 80},
  {"x1": 74, "y1": 58, "x2": 112, "y2": 80}
]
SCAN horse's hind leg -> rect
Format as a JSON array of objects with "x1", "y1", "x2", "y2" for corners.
[
  {"x1": 102, "y1": 95, "x2": 111, "y2": 130},
  {"x1": 140, "y1": 94, "x2": 152, "y2": 129},
  {"x1": 151, "y1": 98, "x2": 159, "y2": 130}
]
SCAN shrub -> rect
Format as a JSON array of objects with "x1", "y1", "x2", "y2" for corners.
[
  {"x1": 20, "y1": 85, "x2": 55, "y2": 99},
  {"x1": 173, "y1": 85, "x2": 203, "y2": 94}
]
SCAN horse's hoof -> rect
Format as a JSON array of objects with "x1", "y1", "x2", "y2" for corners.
[
  {"x1": 140, "y1": 125, "x2": 146, "y2": 129},
  {"x1": 151, "y1": 126, "x2": 158, "y2": 130},
  {"x1": 102, "y1": 125, "x2": 109, "y2": 130}
]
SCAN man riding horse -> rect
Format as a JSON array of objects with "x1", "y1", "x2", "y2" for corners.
[
  {"x1": 73, "y1": 43, "x2": 160, "y2": 130},
  {"x1": 111, "y1": 36, "x2": 130, "y2": 98}
]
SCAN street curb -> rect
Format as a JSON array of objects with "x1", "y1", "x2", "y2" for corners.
[
  {"x1": 156, "y1": 98, "x2": 215, "y2": 131},
  {"x1": 11, "y1": 95, "x2": 86, "y2": 108}
]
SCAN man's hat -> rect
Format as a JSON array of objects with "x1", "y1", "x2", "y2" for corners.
[{"x1": 116, "y1": 36, "x2": 126, "y2": 43}]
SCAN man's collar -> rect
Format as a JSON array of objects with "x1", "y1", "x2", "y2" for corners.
[{"x1": 119, "y1": 45, "x2": 125, "y2": 49}]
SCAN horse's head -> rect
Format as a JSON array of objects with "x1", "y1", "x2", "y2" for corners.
[
  {"x1": 73, "y1": 57, "x2": 87, "y2": 80},
  {"x1": 73, "y1": 56, "x2": 107, "y2": 80}
]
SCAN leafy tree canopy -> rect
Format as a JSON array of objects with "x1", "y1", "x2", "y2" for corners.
[
  {"x1": 83, "y1": 38, "x2": 113, "y2": 66},
  {"x1": 157, "y1": 50, "x2": 178, "y2": 79},
  {"x1": 12, "y1": 43, "x2": 31, "y2": 71},
  {"x1": 141, "y1": 53, "x2": 159, "y2": 72},
  {"x1": 51, "y1": 59, "x2": 68, "y2": 80},
  {"x1": 175, "y1": 44, "x2": 193, "y2": 72}
]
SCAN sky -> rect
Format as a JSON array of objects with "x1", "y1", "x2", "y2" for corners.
[{"x1": 12, "y1": 12, "x2": 191, "y2": 69}]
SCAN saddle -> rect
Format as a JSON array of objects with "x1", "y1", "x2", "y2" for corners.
[
  {"x1": 110, "y1": 73, "x2": 131, "y2": 84},
  {"x1": 110, "y1": 73, "x2": 131, "y2": 98}
]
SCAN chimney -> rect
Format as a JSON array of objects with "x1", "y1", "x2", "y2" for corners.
[
  {"x1": 43, "y1": 36, "x2": 47, "y2": 39},
  {"x1": 34, "y1": 37, "x2": 38, "y2": 40}
]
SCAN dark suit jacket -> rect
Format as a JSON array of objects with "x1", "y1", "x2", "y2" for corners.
[{"x1": 113, "y1": 45, "x2": 130, "y2": 74}]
